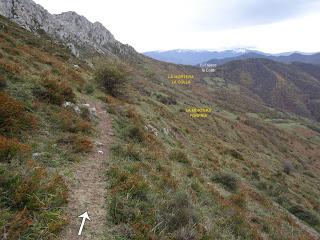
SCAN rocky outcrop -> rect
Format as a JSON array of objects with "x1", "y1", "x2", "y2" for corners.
[{"x1": 0, "y1": 0, "x2": 138, "y2": 59}]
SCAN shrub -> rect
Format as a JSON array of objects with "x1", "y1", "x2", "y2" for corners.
[
  {"x1": 84, "y1": 83, "x2": 95, "y2": 94},
  {"x1": 223, "y1": 149, "x2": 244, "y2": 161},
  {"x1": 125, "y1": 143, "x2": 142, "y2": 161},
  {"x1": 0, "y1": 136, "x2": 31, "y2": 163},
  {"x1": 6, "y1": 208, "x2": 32, "y2": 239},
  {"x1": 33, "y1": 78, "x2": 75, "y2": 105},
  {"x1": 169, "y1": 149, "x2": 190, "y2": 164},
  {"x1": 289, "y1": 205, "x2": 319, "y2": 227},
  {"x1": 161, "y1": 192, "x2": 198, "y2": 233},
  {"x1": 126, "y1": 126, "x2": 144, "y2": 142},
  {"x1": 109, "y1": 196, "x2": 137, "y2": 225},
  {"x1": 57, "y1": 110, "x2": 92, "y2": 134},
  {"x1": 0, "y1": 75, "x2": 6, "y2": 89},
  {"x1": 76, "y1": 119, "x2": 92, "y2": 134},
  {"x1": 57, "y1": 134, "x2": 93, "y2": 153},
  {"x1": 72, "y1": 136, "x2": 93, "y2": 153},
  {"x1": 230, "y1": 192, "x2": 247, "y2": 208},
  {"x1": 173, "y1": 226, "x2": 197, "y2": 240},
  {"x1": 0, "y1": 161, "x2": 68, "y2": 238},
  {"x1": 155, "y1": 93, "x2": 177, "y2": 105},
  {"x1": 0, "y1": 58, "x2": 22, "y2": 74},
  {"x1": 0, "y1": 92, "x2": 37, "y2": 137},
  {"x1": 283, "y1": 161, "x2": 294, "y2": 175},
  {"x1": 222, "y1": 210, "x2": 257, "y2": 239},
  {"x1": 94, "y1": 62, "x2": 127, "y2": 96},
  {"x1": 80, "y1": 107, "x2": 91, "y2": 121},
  {"x1": 211, "y1": 172, "x2": 239, "y2": 192}
]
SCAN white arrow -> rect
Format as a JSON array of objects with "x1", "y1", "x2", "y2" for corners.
[{"x1": 78, "y1": 212, "x2": 91, "y2": 236}]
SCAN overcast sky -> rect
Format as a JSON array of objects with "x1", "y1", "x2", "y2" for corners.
[{"x1": 33, "y1": 0, "x2": 320, "y2": 53}]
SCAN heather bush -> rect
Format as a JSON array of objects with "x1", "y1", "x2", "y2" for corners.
[
  {"x1": 230, "y1": 192, "x2": 247, "y2": 208},
  {"x1": 0, "y1": 92, "x2": 37, "y2": 137},
  {"x1": 0, "y1": 136, "x2": 31, "y2": 163},
  {"x1": 57, "y1": 109, "x2": 92, "y2": 134},
  {"x1": 33, "y1": 78, "x2": 75, "y2": 105},
  {"x1": 71, "y1": 135, "x2": 93, "y2": 153},
  {"x1": 57, "y1": 134, "x2": 93, "y2": 153},
  {"x1": 0, "y1": 161, "x2": 68, "y2": 238},
  {"x1": 0, "y1": 58, "x2": 22, "y2": 74}
]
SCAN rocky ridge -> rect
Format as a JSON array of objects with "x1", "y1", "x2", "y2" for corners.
[{"x1": 0, "y1": 0, "x2": 137, "y2": 58}]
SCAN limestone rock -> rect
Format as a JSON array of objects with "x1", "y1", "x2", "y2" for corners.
[{"x1": 0, "y1": 0, "x2": 138, "y2": 59}]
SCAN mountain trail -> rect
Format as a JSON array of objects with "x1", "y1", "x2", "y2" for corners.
[{"x1": 60, "y1": 100, "x2": 112, "y2": 240}]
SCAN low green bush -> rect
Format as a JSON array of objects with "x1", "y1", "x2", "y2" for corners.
[
  {"x1": 160, "y1": 192, "x2": 199, "y2": 233},
  {"x1": 0, "y1": 76, "x2": 6, "y2": 89},
  {"x1": 122, "y1": 125, "x2": 144, "y2": 142},
  {"x1": 169, "y1": 149, "x2": 190, "y2": 164},
  {"x1": 289, "y1": 205, "x2": 319, "y2": 227},
  {"x1": 94, "y1": 62, "x2": 127, "y2": 96},
  {"x1": 211, "y1": 171, "x2": 239, "y2": 192},
  {"x1": 84, "y1": 83, "x2": 95, "y2": 94}
]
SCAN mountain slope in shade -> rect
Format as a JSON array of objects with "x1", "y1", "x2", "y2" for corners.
[{"x1": 213, "y1": 58, "x2": 320, "y2": 121}]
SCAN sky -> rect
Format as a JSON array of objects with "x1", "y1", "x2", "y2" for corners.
[{"x1": 33, "y1": 0, "x2": 320, "y2": 53}]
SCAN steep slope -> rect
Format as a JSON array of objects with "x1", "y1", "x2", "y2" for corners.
[{"x1": 1, "y1": 2, "x2": 320, "y2": 240}]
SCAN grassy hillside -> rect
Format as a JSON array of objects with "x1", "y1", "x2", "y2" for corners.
[
  {"x1": 103, "y1": 57, "x2": 320, "y2": 239},
  {"x1": 0, "y1": 15, "x2": 95, "y2": 239},
  {"x1": 1, "y1": 15, "x2": 320, "y2": 240}
]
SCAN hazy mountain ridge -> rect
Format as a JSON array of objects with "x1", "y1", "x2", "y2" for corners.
[
  {"x1": 207, "y1": 52, "x2": 320, "y2": 66},
  {"x1": 143, "y1": 49, "x2": 255, "y2": 65},
  {"x1": 144, "y1": 49, "x2": 320, "y2": 66}
]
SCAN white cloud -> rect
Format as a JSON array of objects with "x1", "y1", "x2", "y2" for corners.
[{"x1": 33, "y1": 0, "x2": 320, "y2": 53}]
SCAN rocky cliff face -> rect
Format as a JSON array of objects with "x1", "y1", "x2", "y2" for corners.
[{"x1": 0, "y1": 0, "x2": 137, "y2": 58}]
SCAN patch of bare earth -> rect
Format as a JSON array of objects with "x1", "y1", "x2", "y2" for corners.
[{"x1": 60, "y1": 101, "x2": 113, "y2": 240}]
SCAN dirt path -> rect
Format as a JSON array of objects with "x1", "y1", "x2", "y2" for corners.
[{"x1": 60, "y1": 101, "x2": 113, "y2": 240}]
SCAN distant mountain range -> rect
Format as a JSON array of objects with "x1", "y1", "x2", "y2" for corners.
[
  {"x1": 143, "y1": 49, "x2": 320, "y2": 66},
  {"x1": 207, "y1": 52, "x2": 320, "y2": 66},
  {"x1": 143, "y1": 49, "x2": 250, "y2": 65}
]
